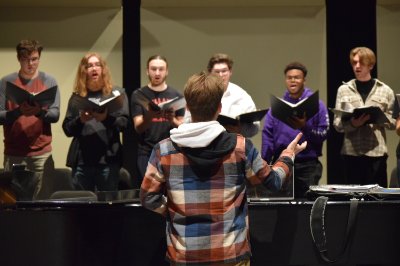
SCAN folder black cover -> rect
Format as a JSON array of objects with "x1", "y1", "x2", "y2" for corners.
[
  {"x1": 133, "y1": 88, "x2": 186, "y2": 112},
  {"x1": 331, "y1": 106, "x2": 389, "y2": 124},
  {"x1": 69, "y1": 89, "x2": 123, "y2": 113},
  {"x1": 270, "y1": 90, "x2": 319, "y2": 126},
  {"x1": 6, "y1": 81, "x2": 57, "y2": 106},
  {"x1": 217, "y1": 109, "x2": 268, "y2": 126}
]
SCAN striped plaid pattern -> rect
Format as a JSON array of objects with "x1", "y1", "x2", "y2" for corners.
[
  {"x1": 333, "y1": 79, "x2": 396, "y2": 157},
  {"x1": 141, "y1": 135, "x2": 293, "y2": 265}
]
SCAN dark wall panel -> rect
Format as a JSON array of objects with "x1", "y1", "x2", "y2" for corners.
[
  {"x1": 326, "y1": 0, "x2": 377, "y2": 183},
  {"x1": 122, "y1": 0, "x2": 141, "y2": 186}
]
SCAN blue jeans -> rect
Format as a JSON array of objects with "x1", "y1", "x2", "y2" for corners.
[{"x1": 72, "y1": 164, "x2": 120, "y2": 191}]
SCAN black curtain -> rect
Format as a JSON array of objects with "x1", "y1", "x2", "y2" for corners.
[
  {"x1": 326, "y1": 0, "x2": 377, "y2": 183},
  {"x1": 122, "y1": 0, "x2": 141, "y2": 187}
]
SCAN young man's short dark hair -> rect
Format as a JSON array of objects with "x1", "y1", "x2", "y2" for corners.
[
  {"x1": 16, "y1": 40, "x2": 43, "y2": 59},
  {"x1": 207, "y1": 53, "x2": 234, "y2": 72},
  {"x1": 284, "y1": 61, "x2": 308, "y2": 77},
  {"x1": 184, "y1": 72, "x2": 224, "y2": 122}
]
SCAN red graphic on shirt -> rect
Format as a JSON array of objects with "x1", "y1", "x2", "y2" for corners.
[{"x1": 151, "y1": 97, "x2": 169, "y2": 122}]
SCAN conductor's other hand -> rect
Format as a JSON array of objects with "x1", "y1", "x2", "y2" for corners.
[{"x1": 286, "y1": 132, "x2": 307, "y2": 156}]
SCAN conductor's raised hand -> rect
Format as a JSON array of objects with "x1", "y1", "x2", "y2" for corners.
[{"x1": 286, "y1": 132, "x2": 307, "y2": 155}]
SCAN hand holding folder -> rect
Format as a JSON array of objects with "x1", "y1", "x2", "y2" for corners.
[
  {"x1": 69, "y1": 89, "x2": 123, "y2": 113},
  {"x1": 270, "y1": 90, "x2": 319, "y2": 129},
  {"x1": 133, "y1": 88, "x2": 186, "y2": 112},
  {"x1": 330, "y1": 106, "x2": 389, "y2": 125}
]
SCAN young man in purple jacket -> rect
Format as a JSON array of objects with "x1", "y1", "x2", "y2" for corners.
[{"x1": 262, "y1": 62, "x2": 329, "y2": 198}]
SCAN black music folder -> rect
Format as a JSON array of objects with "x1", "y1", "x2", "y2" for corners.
[
  {"x1": 330, "y1": 106, "x2": 389, "y2": 124},
  {"x1": 270, "y1": 90, "x2": 319, "y2": 127},
  {"x1": 133, "y1": 88, "x2": 186, "y2": 112},
  {"x1": 69, "y1": 89, "x2": 123, "y2": 113},
  {"x1": 6, "y1": 81, "x2": 57, "y2": 106},
  {"x1": 217, "y1": 108, "x2": 268, "y2": 126}
]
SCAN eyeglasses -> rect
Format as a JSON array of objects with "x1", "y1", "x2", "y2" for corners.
[
  {"x1": 211, "y1": 68, "x2": 230, "y2": 75},
  {"x1": 86, "y1": 62, "x2": 102, "y2": 69},
  {"x1": 20, "y1": 56, "x2": 39, "y2": 64}
]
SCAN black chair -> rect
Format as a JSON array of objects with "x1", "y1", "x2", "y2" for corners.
[{"x1": 118, "y1": 167, "x2": 134, "y2": 190}]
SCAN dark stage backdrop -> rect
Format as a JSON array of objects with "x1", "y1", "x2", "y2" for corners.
[
  {"x1": 122, "y1": 0, "x2": 141, "y2": 186},
  {"x1": 326, "y1": 0, "x2": 377, "y2": 183}
]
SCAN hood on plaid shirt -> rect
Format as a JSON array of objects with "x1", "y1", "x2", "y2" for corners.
[{"x1": 170, "y1": 121, "x2": 237, "y2": 177}]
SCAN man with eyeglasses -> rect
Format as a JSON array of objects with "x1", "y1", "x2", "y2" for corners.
[
  {"x1": 261, "y1": 62, "x2": 329, "y2": 198},
  {"x1": 184, "y1": 53, "x2": 259, "y2": 138},
  {"x1": 0, "y1": 39, "x2": 60, "y2": 200}
]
